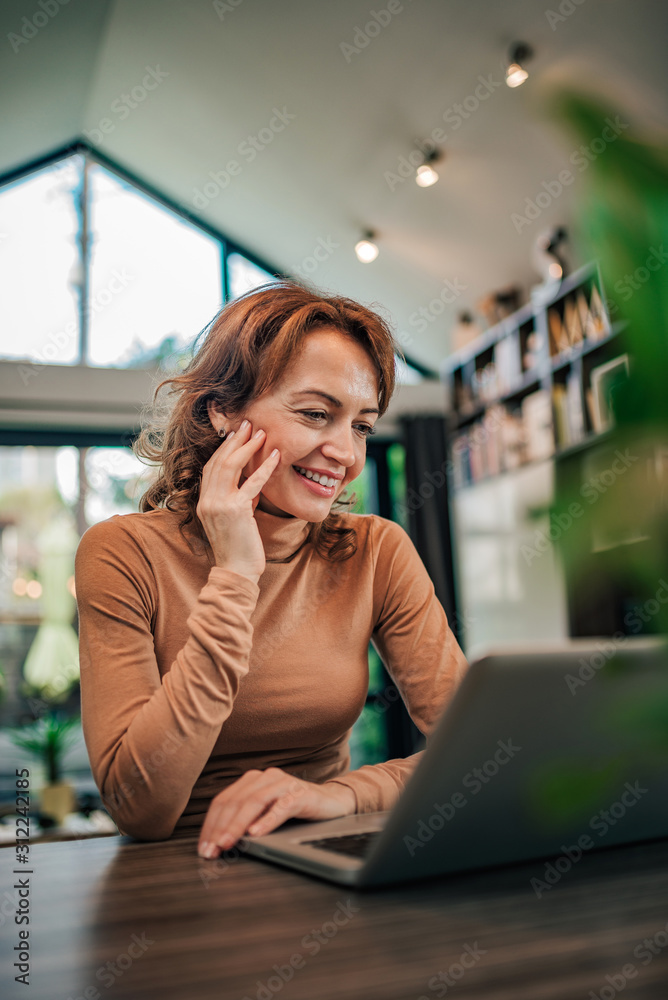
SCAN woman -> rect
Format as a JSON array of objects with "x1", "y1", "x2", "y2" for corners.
[{"x1": 75, "y1": 281, "x2": 468, "y2": 860}]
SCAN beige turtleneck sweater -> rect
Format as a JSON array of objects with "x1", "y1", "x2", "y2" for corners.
[{"x1": 75, "y1": 506, "x2": 468, "y2": 840}]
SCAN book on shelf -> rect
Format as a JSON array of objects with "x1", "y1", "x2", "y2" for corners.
[
  {"x1": 587, "y1": 284, "x2": 611, "y2": 342},
  {"x1": 576, "y1": 289, "x2": 592, "y2": 343},
  {"x1": 566, "y1": 370, "x2": 585, "y2": 443},
  {"x1": 443, "y1": 263, "x2": 617, "y2": 488},
  {"x1": 552, "y1": 384, "x2": 571, "y2": 449},
  {"x1": 521, "y1": 389, "x2": 554, "y2": 461},
  {"x1": 495, "y1": 337, "x2": 517, "y2": 394},
  {"x1": 482, "y1": 405, "x2": 505, "y2": 478},
  {"x1": 564, "y1": 298, "x2": 584, "y2": 348},
  {"x1": 468, "y1": 428, "x2": 486, "y2": 482},
  {"x1": 451, "y1": 431, "x2": 470, "y2": 489},
  {"x1": 522, "y1": 330, "x2": 543, "y2": 374},
  {"x1": 547, "y1": 283, "x2": 611, "y2": 361},
  {"x1": 500, "y1": 408, "x2": 524, "y2": 470},
  {"x1": 589, "y1": 354, "x2": 630, "y2": 432},
  {"x1": 548, "y1": 308, "x2": 568, "y2": 356}
]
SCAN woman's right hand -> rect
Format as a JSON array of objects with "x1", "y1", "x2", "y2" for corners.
[{"x1": 196, "y1": 419, "x2": 281, "y2": 585}]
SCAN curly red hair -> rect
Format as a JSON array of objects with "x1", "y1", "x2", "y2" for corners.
[{"x1": 135, "y1": 280, "x2": 400, "y2": 562}]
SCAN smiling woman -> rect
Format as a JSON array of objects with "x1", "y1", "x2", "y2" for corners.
[{"x1": 74, "y1": 280, "x2": 468, "y2": 857}]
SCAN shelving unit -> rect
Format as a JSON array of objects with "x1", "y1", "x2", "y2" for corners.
[
  {"x1": 439, "y1": 262, "x2": 631, "y2": 654},
  {"x1": 440, "y1": 262, "x2": 627, "y2": 491}
]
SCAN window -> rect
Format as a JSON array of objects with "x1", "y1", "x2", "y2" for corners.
[
  {"x1": 87, "y1": 165, "x2": 222, "y2": 369},
  {"x1": 0, "y1": 443, "x2": 145, "y2": 727},
  {"x1": 0, "y1": 149, "x2": 261, "y2": 370},
  {"x1": 227, "y1": 252, "x2": 278, "y2": 300},
  {"x1": 0, "y1": 156, "x2": 80, "y2": 365}
]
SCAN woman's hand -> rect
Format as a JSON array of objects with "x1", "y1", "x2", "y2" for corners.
[
  {"x1": 197, "y1": 768, "x2": 357, "y2": 858},
  {"x1": 196, "y1": 419, "x2": 280, "y2": 585}
]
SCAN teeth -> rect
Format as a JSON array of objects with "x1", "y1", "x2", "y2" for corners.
[{"x1": 295, "y1": 466, "x2": 337, "y2": 488}]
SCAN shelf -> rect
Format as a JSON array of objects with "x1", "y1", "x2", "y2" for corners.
[
  {"x1": 550, "y1": 322, "x2": 624, "y2": 372},
  {"x1": 499, "y1": 370, "x2": 544, "y2": 404},
  {"x1": 449, "y1": 452, "x2": 554, "y2": 491},
  {"x1": 554, "y1": 429, "x2": 614, "y2": 461},
  {"x1": 448, "y1": 428, "x2": 618, "y2": 491},
  {"x1": 453, "y1": 372, "x2": 544, "y2": 429},
  {"x1": 443, "y1": 261, "x2": 626, "y2": 493}
]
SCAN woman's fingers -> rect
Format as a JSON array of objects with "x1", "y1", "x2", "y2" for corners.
[
  {"x1": 198, "y1": 769, "x2": 309, "y2": 858},
  {"x1": 196, "y1": 418, "x2": 280, "y2": 580},
  {"x1": 241, "y1": 448, "x2": 281, "y2": 498},
  {"x1": 205, "y1": 421, "x2": 265, "y2": 476}
]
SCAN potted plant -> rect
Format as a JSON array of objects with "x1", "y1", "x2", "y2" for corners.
[{"x1": 9, "y1": 712, "x2": 80, "y2": 824}]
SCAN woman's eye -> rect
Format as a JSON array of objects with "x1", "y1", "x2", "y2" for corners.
[{"x1": 301, "y1": 411, "x2": 376, "y2": 437}]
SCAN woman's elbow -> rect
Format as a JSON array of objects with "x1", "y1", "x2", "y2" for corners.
[{"x1": 98, "y1": 780, "x2": 179, "y2": 841}]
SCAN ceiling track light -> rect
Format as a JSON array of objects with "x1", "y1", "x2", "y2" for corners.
[
  {"x1": 415, "y1": 145, "x2": 444, "y2": 188},
  {"x1": 355, "y1": 229, "x2": 379, "y2": 263},
  {"x1": 506, "y1": 41, "x2": 533, "y2": 88}
]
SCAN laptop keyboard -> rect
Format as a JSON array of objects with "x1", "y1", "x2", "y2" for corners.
[{"x1": 300, "y1": 831, "x2": 381, "y2": 859}]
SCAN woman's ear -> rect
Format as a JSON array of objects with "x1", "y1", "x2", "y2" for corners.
[{"x1": 206, "y1": 399, "x2": 227, "y2": 435}]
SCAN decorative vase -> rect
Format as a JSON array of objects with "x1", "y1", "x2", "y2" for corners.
[{"x1": 40, "y1": 781, "x2": 76, "y2": 825}]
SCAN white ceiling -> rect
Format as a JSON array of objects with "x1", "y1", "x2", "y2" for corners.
[{"x1": 1, "y1": 0, "x2": 666, "y2": 373}]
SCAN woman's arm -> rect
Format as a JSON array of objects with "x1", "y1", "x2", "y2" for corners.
[
  {"x1": 78, "y1": 423, "x2": 281, "y2": 840},
  {"x1": 76, "y1": 516, "x2": 260, "y2": 840},
  {"x1": 322, "y1": 517, "x2": 469, "y2": 812}
]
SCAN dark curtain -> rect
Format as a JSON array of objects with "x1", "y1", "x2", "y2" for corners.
[{"x1": 399, "y1": 415, "x2": 460, "y2": 643}]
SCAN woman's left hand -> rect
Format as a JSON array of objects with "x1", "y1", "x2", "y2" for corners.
[{"x1": 197, "y1": 768, "x2": 356, "y2": 858}]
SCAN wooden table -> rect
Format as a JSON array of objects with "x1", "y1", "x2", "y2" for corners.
[{"x1": 2, "y1": 832, "x2": 668, "y2": 1000}]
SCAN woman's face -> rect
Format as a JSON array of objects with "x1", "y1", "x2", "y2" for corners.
[{"x1": 210, "y1": 326, "x2": 381, "y2": 521}]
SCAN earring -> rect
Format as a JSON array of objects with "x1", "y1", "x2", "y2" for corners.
[{"x1": 218, "y1": 428, "x2": 227, "y2": 439}]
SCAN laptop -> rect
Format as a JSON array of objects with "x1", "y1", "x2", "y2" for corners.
[{"x1": 238, "y1": 637, "x2": 668, "y2": 887}]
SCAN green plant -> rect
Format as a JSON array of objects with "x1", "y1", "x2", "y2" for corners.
[
  {"x1": 9, "y1": 712, "x2": 80, "y2": 784},
  {"x1": 549, "y1": 90, "x2": 668, "y2": 629}
]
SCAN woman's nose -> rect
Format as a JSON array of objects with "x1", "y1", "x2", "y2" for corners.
[{"x1": 320, "y1": 425, "x2": 356, "y2": 467}]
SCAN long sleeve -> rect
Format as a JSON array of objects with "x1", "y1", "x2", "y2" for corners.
[
  {"x1": 75, "y1": 516, "x2": 260, "y2": 840},
  {"x1": 324, "y1": 517, "x2": 468, "y2": 813}
]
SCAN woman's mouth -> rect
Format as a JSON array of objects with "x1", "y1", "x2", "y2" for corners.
[{"x1": 292, "y1": 465, "x2": 337, "y2": 496}]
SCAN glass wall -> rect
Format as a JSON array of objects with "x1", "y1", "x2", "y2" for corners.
[
  {"x1": 87, "y1": 165, "x2": 222, "y2": 369},
  {"x1": 227, "y1": 251, "x2": 278, "y2": 300},
  {"x1": 0, "y1": 157, "x2": 80, "y2": 364}
]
